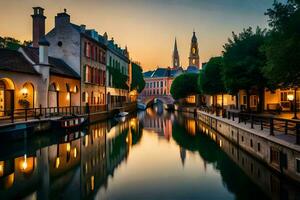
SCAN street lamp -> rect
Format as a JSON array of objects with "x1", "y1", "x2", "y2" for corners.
[
  {"x1": 287, "y1": 90, "x2": 298, "y2": 120},
  {"x1": 287, "y1": 93, "x2": 294, "y2": 101}
]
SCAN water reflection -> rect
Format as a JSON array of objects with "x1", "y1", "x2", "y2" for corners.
[{"x1": 0, "y1": 105, "x2": 299, "y2": 200}]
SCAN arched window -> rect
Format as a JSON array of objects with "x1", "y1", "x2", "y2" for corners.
[
  {"x1": 192, "y1": 48, "x2": 196, "y2": 54},
  {"x1": 82, "y1": 92, "x2": 89, "y2": 103}
]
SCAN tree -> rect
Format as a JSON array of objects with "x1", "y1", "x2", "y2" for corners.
[
  {"x1": 198, "y1": 57, "x2": 226, "y2": 109},
  {"x1": 0, "y1": 36, "x2": 32, "y2": 49},
  {"x1": 171, "y1": 73, "x2": 199, "y2": 100},
  {"x1": 222, "y1": 27, "x2": 267, "y2": 112},
  {"x1": 263, "y1": 0, "x2": 300, "y2": 118},
  {"x1": 130, "y1": 62, "x2": 145, "y2": 93}
]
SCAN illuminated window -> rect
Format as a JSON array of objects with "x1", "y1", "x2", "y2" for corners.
[
  {"x1": 82, "y1": 92, "x2": 89, "y2": 103},
  {"x1": 192, "y1": 47, "x2": 196, "y2": 54}
]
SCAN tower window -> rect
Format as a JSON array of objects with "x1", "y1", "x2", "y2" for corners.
[{"x1": 192, "y1": 48, "x2": 196, "y2": 54}]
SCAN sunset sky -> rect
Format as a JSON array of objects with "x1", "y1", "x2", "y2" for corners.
[{"x1": 0, "y1": 0, "x2": 277, "y2": 70}]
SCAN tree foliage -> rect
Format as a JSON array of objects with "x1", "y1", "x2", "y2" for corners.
[
  {"x1": 0, "y1": 36, "x2": 31, "y2": 49},
  {"x1": 262, "y1": 0, "x2": 300, "y2": 88},
  {"x1": 198, "y1": 57, "x2": 225, "y2": 95},
  {"x1": 108, "y1": 66, "x2": 129, "y2": 90},
  {"x1": 130, "y1": 62, "x2": 145, "y2": 93},
  {"x1": 171, "y1": 73, "x2": 199, "y2": 100},
  {"x1": 222, "y1": 27, "x2": 268, "y2": 94}
]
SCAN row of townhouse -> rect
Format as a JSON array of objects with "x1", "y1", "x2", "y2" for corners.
[
  {"x1": 200, "y1": 89, "x2": 300, "y2": 113},
  {"x1": 0, "y1": 7, "x2": 133, "y2": 117}
]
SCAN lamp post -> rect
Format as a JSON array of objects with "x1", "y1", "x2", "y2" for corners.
[{"x1": 287, "y1": 89, "x2": 298, "y2": 120}]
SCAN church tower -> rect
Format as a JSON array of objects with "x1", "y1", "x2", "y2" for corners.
[
  {"x1": 172, "y1": 38, "x2": 180, "y2": 69},
  {"x1": 189, "y1": 31, "x2": 200, "y2": 68}
]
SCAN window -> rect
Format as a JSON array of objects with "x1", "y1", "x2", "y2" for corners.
[
  {"x1": 192, "y1": 47, "x2": 196, "y2": 54},
  {"x1": 296, "y1": 159, "x2": 300, "y2": 173},
  {"x1": 250, "y1": 96, "x2": 258, "y2": 107},
  {"x1": 250, "y1": 139, "x2": 253, "y2": 148},
  {"x1": 57, "y1": 41, "x2": 62, "y2": 47},
  {"x1": 270, "y1": 148, "x2": 280, "y2": 165},
  {"x1": 242, "y1": 95, "x2": 247, "y2": 105},
  {"x1": 85, "y1": 65, "x2": 90, "y2": 83},
  {"x1": 160, "y1": 81, "x2": 163, "y2": 87},
  {"x1": 82, "y1": 92, "x2": 89, "y2": 103},
  {"x1": 258, "y1": 143, "x2": 261, "y2": 152},
  {"x1": 85, "y1": 42, "x2": 91, "y2": 58}
]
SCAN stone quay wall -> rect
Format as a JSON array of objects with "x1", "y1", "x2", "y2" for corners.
[{"x1": 197, "y1": 110, "x2": 300, "y2": 183}]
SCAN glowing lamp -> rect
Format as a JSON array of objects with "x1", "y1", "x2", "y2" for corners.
[
  {"x1": 21, "y1": 154, "x2": 28, "y2": 171},
  {"x1": 287, "y1": 93, "x2": 294, "y2": 101}
]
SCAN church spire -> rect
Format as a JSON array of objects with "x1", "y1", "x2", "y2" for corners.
[{"x1": 172, "y1": 38, "x2": 180, "y2": 69}]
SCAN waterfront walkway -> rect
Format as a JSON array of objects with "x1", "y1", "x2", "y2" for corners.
[{"x1": 198, "y1": 110, "x2": 300, "y2": 152}]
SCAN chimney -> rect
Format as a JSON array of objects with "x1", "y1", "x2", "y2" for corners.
[
  {"x1": 39, "y1": 36, "x2": 50, "y2": 65},
  {"x1": 80, "y1": 24, "x2": 86, "y2": 33},
  {"x1": 32, "y1": 7, "x2": 46, "y2": 48},
  {"x1": 55, "y1": 9, "x2": 70, "y2": 28}
]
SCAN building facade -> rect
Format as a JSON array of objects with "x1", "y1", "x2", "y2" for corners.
[
  {"x1": 0, "y1": 41, "x2": 80, "y2": 117},
  {"x1": 141, "y1": 68, "x2": 183, "y2": 97},
  {"x1": 105, "y1": 36, "x2": 131, "y2": 108},
  {"x1": 44, "y1": 10, "x2": 107, "y2": 107}
]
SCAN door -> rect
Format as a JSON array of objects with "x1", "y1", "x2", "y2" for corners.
[
  {"x1": 5, "y1": 90, "x2": 14, "y2": 116},
  {"x1": 48, "y1": 91, "x2": 58, "y2": 111},
  {"x1": 0, "y1": 82, "x2": 4, "y2": 117}
]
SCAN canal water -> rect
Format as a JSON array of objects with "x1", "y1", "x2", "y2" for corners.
[{"x1": 0, "y1": 104, "x2": 299, "y2": 200}]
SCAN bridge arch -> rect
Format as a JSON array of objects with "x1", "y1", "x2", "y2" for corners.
[{"x1": 140, "y1": 95, "x2": 175, "y2": 108}]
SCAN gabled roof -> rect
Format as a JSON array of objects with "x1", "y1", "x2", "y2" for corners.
[
  {"x1": 48, "y1": 57, "x2": 80, "y2": 79},
  {"x1": 22, "y1": 47, "x2": 80, "y2": 79},
  {"x1": 143, "y1": 70, "x2": 154, "y2": 78},
  {"x1": 143, "y1": 67, "x2": 183, "y2": 78},
  {"x1": 152, "y1": 68, "x2": 169, "y2": 77},
  {"x1": 0, "y1": 48, "x2": 39, "y2": 75}
]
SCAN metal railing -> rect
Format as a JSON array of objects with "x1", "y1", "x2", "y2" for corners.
[
  {"x1": 198, "y1": 106, "x2": 300, "y2": 145},
  {"x1": 0, "y1": 102, "x2": 134, "y2": 124}
]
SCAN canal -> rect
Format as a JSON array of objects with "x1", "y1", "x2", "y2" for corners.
[{"x1": 0, "y1": 104, "x2": 299, "y2": 200}]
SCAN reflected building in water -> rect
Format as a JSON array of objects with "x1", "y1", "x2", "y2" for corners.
[
  {"x1": 0, "y1": 116, "x2": 142, "y2": 200},
  {"x1": 142, "y1": 107, "x2": 173, "y2": 140}
]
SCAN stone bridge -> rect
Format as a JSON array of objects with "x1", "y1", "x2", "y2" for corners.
[{"x1": 139, "y1": 95, "x2": 175, "y2": 108}]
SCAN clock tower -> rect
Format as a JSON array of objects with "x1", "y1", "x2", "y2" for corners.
[{"x1": 189, "y1": 31, "x2": 200, "y2": 68}]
